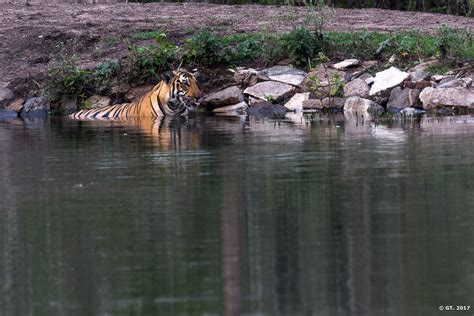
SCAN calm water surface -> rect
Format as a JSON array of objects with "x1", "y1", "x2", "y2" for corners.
[{"x1": 0, "y1": 114, "x2": 473, "y2": 316}]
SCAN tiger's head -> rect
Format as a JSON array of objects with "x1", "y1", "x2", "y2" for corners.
[{"x1": 163, "y1": 69, "x2": 201, "y2": 115}]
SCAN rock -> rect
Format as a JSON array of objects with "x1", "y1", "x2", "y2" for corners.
[
  {"x1": 358, "y1": 73, "x2": 375, "y2": 85},
  {"x1": 246, "y1": 102, "x2": 288, "y2": 117},
  {"x1": 0, "y1": 109, "x2": 18, "y2": 120},
  {"x1": 400, "y1": 107, "x2": 426, "y2": 116},
  {"x1": 125, "y1": 85, "x2": 154, "y2": 102},
  {"x1": 431, "y1": 74, "x2": 453, "y2": 82},
  {"x1": 302, "y1": 66, "x2": 347, "y2": 91},
  {"x1": 57, "y1": 96, "x2": 78, "y2": 114},
  {"x1": 302, "y1": 99, "x2": 323, "y2": 110},
  {"x1": 387, "y1": 87, "x2": 421, "y2": 110},
  {"x1": 284, "y1": 93, "x2": 310, "y2": 112},
  {"x1": 0, "y1": 87, "x2": 14, "y2": 106},
  {"x1": 344, "y1": 96, "x2": 384, "y2": 114},
  {"x1": 410, "y1": 70, "x2": 431, "y2": 82},
  {"x1": 435, "y1": 77, "x2": 472, "y2": 89},
  {"x1": 257, "y1": 66, "x2": 307, "y2": 87},
  {"x1": 404, "y1": 80, "x2": 433, "y2": 90},
  {"x1": 322, "y1": 97, "x2": 346, "y2": 110},
  {"x1": 332, "y1": 59, "x2": 360, "y2": 70},
  {"x1": 85, "y1": 95, "x2": 111, "y2": 109},
  {"x1": 419, "y1": 87, "x2": 474, "y2": 111},
  {"x1": 232, "y1": 67, "x2": 258, "y2": 87},
  {"x1": 5, "y1": 98, "x2": 24, "y2": 113},
  {"x1": 110, "y1": 82, "x2": 131, "y2": 95},
  {"x1": 201, "y1": 86, "x2": 244, "y2": 108},
  {"x1": 343, "y1": 78, "x2": 370, "y2": 98},
  {"x1": 244, "y1": 81, "x2": 295, "y2": 102},
  {"x1": 369, "y1": 67, "x2": 409, "y2": 96},
  {"x1": 213, "y1": 101, "x2": 248, "y2": 114},
  {"x1": 388, "y1": 54, "x2": 397, "y2": 64},
  {"x1": 362, "y1": 60, "x2": 378, "y2": 68},
  {"x1": 23, "y1": 96, "x2": 48, "y2": 111}
]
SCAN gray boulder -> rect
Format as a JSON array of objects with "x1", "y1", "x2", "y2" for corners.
[
  {"x1": 387, "y1": 87, "x2": 421, "y2": 110},
  {"x1": 419, "y1": 87, "x2": 474, "y2": 111},
  {"x1": 343, "y1": 78, "x2": 370, "y2": 98},
  {"x1": 284, "y1": 93, "x2": 310, "y2": 112},
  {"x1": 213, "y1": 101, "x2": 248, "y2": 114},
  {"x1": 21, "y1": 97, "x2": 50, "y2": 118},
  {"x1": 201, "y1": 85, "x2": 244, "y2": 109},
  {"x1": 244, "y1": 81, "x2": 295, "y2": 102},
  {"x1": 233, "y1": 67, "x2": 258, "y2": 87},
  {"x1": 322, "y1": 97, "x2": 346, "y2": 110},
  {"x1": 369, "y1": 67, "x2": 409, "y2": 96},
  {"x1": 258, "y1": 66, "x2": 307, "y2": 87},
  {"x1": 302, "y1": 99, "x2": 323, "y2": 110},
  {"x1": 5, "y1": 98, "x2": 24, "y2": 113},
  {"x1": 344, "y1": 96, "x2": 384, "y2": 114},
  {"x1": 0, "y1": 87, "x2": 14, "y2": 107},
  {"x1": 435, "y1": 77, "x2": 472, "y2": 89}
]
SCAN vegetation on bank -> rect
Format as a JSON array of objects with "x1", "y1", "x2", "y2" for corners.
[{"x1": 42, "y1": 18, "x2": 473, "y2": 106}]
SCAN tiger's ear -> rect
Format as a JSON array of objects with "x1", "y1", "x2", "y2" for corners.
[
  {"x1": 192, "y1": 68, "x2": 200, "y2": 79},
  {"x1": 163, "y1": 72, "x2": 172, "y2": 84}
]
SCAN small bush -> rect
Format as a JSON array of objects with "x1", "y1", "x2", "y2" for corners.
[
  {"x1": 436, "y1": 25, "x2": 473, "y2": 63},
  {"x1": 93, "y1": 59, "x2": 121, "y2": 93},
  {"x1": 276, "y1": 28, "x2": 322, "y2": 67}
]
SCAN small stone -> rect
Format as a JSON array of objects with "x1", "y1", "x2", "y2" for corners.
[
  {"x1": 201, "y1": 85, "x2": 244, "y2": 108},
  {"x1": 404, "y1": 80, "x2": 433, "y2": 90},
  {"x1": 344, "y1": 96, "x2": 384, "y2": 114},
  {"x1": 332, "y1": 59, "x2": 360, "y2": 70},
  {"x1": 5, "y1": 98, "x2": 24, "y2": 113},
  {"x1": 362, "y1": 60, "x2": 378, "y2": 68},
  {"x1": 343, "y1": 78, "x2": 370, "y2": 98},
  {"x1": 431, "y1": 74, "x2": 453, "y2": 82},
  {"x1": 369, "y1": 67, "x2": 409, "y2": 96},
  {"x1": 388, "y1": 54, "x2": 397, "y2": 64},
  {"x1": 0, "y1": 87, "x2": 14, "y2": 106},
  {"x1": 85, "y1": 95, "x2": 111, "y2": 109},
  {"x1": 244, "y1": 81, "x2": 295, "y2": 102},
  {"x1": 213, "y1": 101, "x2": 248, "y2": 113},
  {"x1": 322, "y1": 97, "x2": 346, "y2": 109},
  {"x1": 233, "y1": 67, "x2": 258, "y2": 87},
  {"x1": 435, "y1": 77, "x2": 472, "y2": 89},
  {"x1": 284, "y1": 93, "x2": 310, "y2": 112}
]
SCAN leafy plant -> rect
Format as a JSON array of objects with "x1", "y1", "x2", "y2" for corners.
[
  {"x1": 93, "y1": 59, "x2": 121, "y2": 93},
  {"x1": 277, "y1": 27, "x2": 322, "y2": 67}
]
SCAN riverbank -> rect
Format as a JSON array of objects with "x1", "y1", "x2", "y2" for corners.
[{"x1": 0, "y1": 2, "x2": 473, "y2": 117}]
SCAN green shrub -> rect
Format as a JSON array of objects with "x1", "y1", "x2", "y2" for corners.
[
  {"x1": 436, "y1": 24, "x2": 474, "y2": 63},
  {"x1": 93, "y1": 59, "x2": 121, "y2": 93},
  {"x1": 276, "y1": 28, "x2": 322, "y2": 67}
]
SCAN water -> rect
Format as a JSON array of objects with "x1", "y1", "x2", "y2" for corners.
[{"x1": 0, "y1": 114, "x2": 473, "y2": 316}]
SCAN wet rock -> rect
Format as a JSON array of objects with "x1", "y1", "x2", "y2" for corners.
[
  {"x1": 0, "y1": 109, "x2": 18, "y2": 120},
  {"x1": 57, "y1": 96, "x2": 78, "y2": 114},
  {"x1": 246, "y1": 102, "x2": 288, "y2": 117},
  {"x1": 5, "y1": 98, "x2": 24, "y2": 113},
  {"x1": 0, "y1": 87, "x2": 14, "y2": 107},
  {"x1": 201, "y1": 85, "x2": 244, "y2": 109},
  {"x1": 400, "y1": 107, "x2": 426, "y2": 116},
  {"x1": 125, "y1": 85, "x2": 154, "y2": 102},
  {"x1": 284, "y1": 93, "x2": 310, "y2": 112},
  {"x1": 322, "y1": 97, "x2": 346, "y2": 110},
  {"x1": 343, "y1": 78, "x2": 370, "y2": 98},
  {"x1": 344, "y1": 96, "x2": 384, "y2": 114},
  {"x1": 244, "y1": 81, "x2": 295, "y2": 102},
  {"x1": 213, "y1": 101, "x2": 248, "y2": 113},
  {"x1": 85, "y1": 95, "x2": 111, "y2": 109},
  {"x1": 387, "y1": 87, "x2": 421, "y2": 110},
  {"x1": 369, "y1": 67, "x2": 409, "y2": 96},
  {"x1": 431, "y1": 74, "x2": 453, "y2": 82},
  {"x1": 419, "y1": 87, "x2": 474, "y2": 111},
  {"x1": 232, "y1": 67, "x2": 258, "y2": 87},
  {"x1": 21, "y1": 97, "x2": 50, "y2": 118},
  {"x1": 332, "y1": 59, "x2": 360, "y2": 70},
  {"x1": 302, "y1": 99, "x2": 323, "y2": 110},
  {"x1": 409, "y1": 59, "x2": 437, "y2": 82},
  {"x1": 257, "y1": 66, "x2": 307, "y2": 87},
  {"x1": 435, "y1": 77, "x2": 472, "y2": 89}
]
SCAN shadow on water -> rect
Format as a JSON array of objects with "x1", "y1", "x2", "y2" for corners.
[{"x1": 0, "y1": 113, "x2": 473, "y2": 316}]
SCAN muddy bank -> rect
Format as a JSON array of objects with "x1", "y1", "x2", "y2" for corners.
[{"x1": 1, "y1": 2, "x2": 473, "y2": 86}]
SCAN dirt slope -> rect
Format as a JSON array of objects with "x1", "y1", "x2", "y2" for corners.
[{"x1": 1, "y1": 2, "x2": 473, "y2": 87}]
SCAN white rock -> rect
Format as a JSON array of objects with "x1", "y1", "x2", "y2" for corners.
[
  {"x1": 344, "y1": 96, "x2": 384, "y2": 113},
  {"x1": 332, "y1": 59, "x2": 360, "y2": 70},
  {"x1": 369, "y1": 67, "x2": 409, "y2": 96},
  {"x1": 284, "y1": 93, "x2": 310, "y2": 112},
  {"x1": 258, "y1": 66, "x2": 307, "y2": 86}
]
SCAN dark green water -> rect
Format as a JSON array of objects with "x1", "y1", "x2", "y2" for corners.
[{"x1": 0, "y1": 114, "x2": 473, "y2": 316}]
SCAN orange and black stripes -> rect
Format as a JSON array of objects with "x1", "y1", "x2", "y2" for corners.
[{"x1": 69, "y1": 70, "x2": 201, "y2": 120}]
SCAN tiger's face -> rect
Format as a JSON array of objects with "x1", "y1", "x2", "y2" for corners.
[{"x1": 166, "y1": 70, "x2": 201, "y2": 113}]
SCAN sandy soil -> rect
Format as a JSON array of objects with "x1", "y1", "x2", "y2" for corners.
[{"x1": 0, "y1": 2, "x2": 473, "y2": 89}]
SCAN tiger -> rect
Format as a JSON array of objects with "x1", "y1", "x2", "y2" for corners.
[{"x1": 69, "y1": 69, "x2": 201, "y2": 120}]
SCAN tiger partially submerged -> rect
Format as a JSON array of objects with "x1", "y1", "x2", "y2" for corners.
[{"x1": 69, "y1": 69, "x2": 201, "y2": 120}]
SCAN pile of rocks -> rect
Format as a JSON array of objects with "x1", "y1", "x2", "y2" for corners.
[{"x1": 201, "y1": 61, "x2": 474, "y2": 116}]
